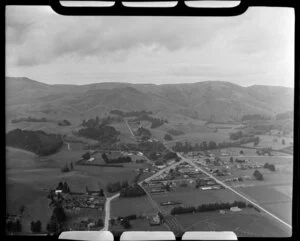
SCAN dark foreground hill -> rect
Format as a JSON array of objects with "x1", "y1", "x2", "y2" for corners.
[{"x1": 6, "y1": 77, "x2": 293, "y2": 123}]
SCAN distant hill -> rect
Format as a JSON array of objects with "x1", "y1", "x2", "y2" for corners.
[{"x1": 5, "y1": 77, "x2": 294, "y2": 124}]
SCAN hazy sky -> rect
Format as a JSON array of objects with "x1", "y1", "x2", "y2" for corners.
[{"x1": 6, "y1": 6, "x2": 294, "y2": 87}]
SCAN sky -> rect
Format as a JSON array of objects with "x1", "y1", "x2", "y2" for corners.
[{"x1": 6, "y1": 5, "x2": 294, "y2": 87}]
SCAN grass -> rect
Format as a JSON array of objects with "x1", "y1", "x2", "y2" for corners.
[
  {"x1": 111, "y1": 196, "x2": 157, "y2": 218},
  {"x1": 151, "y1": 189, "x2": 245, "y2": 214},
  {"x1": 176, "y1": 209, "x2": 291, "y2": 237},
  {"x1": 238, "y1": 186, "x2": 292, "y2": 224}
]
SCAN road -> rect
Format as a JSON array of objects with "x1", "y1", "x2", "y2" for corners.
[
  {"x1": 101, "y1": 193, "x2": 120, "y2": 231},
  {"x1": 124, "y1": 120, "x2": 135, "y2": 137},
  {"x1": 177, "y1": 153, "x2": 292, "y2": 231}
]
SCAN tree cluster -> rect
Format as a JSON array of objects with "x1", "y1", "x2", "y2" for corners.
[
  {"x1": 77, "y1": 125, "x2": 119, "y2": 143},
  {"x1": 31, "y1": 220, "x2": 42, "y2": 233},
  {"x1": 6, "y1": 219, "x2": 22, "y2": 233},
  {"x1": 58, "y1": 119, "x2": 71, "y2": 126},
  {"x1": 171, "y1": 201, "x2": 248, "y2": 215},
  {"x1": 164, "y1": 134, "x2": 173, "y2": 141},
  {"x1": 241, "y1": 114, "x2": 270, "y2": 121},
  {"x1": 120, "y1": 184, "x2": 146, "y2": 197},
  {"x1": 102, "y1": 153, "x2": 132, "y2": 164},
  {"x1": 253, "y1": 170, "x2": 264, "y2": 180},
  {"x1": 106, "y1": 181, "x2": 129, "y2": 193},
  {"x1": 110, "y1": 110, "x2": 152, "y2": 117},
  {"x1": 133, "y1": 114, "x2": 167, "y2": 129},
  {"x1": 167, "y1": 129, "x2": 184, "y2": 136},
  {"x1": 6, "y1": 129, "x2": 63, "y2": 156},
  {"x1": 56, "y1": 181, "x2": 71, "y2": 193},
  {"x1": 264, "y1": 163, "x2": 276, "y2": 172}
]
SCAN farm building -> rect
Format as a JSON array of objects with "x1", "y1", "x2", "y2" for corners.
[
  {"x1": 149, "y1": 214, "x2": 161, "y2": 226},
  {"x1": 230, "y1": 207, "x2": 242, "y2": 212}
]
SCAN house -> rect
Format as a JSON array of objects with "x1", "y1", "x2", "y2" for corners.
[
  {"x1": 149, "y1": 214, "x2": 161, "y2": 226},
  {"x1": 201, "y1": 186, "x2": 212, "y2": 190},
  {"x1": 137, "y1": 152, "x2": 144, "y2": 156},
  {"x1": 88, "y1": 157, "x2": 95, "y2": 162},
  {"x1": 230, "y1": 206, "x2": 241, "y2": 212}
]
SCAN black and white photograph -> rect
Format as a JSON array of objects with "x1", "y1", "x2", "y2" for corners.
[{"x1": 5, "y1": 3, "x2": 294, "y2": 238}]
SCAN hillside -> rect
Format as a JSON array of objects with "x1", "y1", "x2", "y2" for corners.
[{"x1": 5, "y1": 77, "x2": 294, "y2": 125}]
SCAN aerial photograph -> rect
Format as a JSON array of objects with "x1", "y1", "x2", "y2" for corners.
[{"x1": 6, "y1": 5, "x2": 294, "y2": 237}]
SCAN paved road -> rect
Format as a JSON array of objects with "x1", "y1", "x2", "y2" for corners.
[{"x1": 177, "y1": 153, "x2": 292, "y2": 231}]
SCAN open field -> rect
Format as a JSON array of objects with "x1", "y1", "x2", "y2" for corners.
[
  {"x1": 165, "y1": 129, "x2": 233, "y2": 145},
  {"x1": 242, "y1": 134, "x2": 293, "y2": 150},
  {"x1": 110, "y1": 122, "x2": 137, "y2": 144},
  {"x1": 111, "y1": 196, "x2": 156, "y2": 217},
  {"x1": 151, "y1": 189, "x2": 245, "y2": 214},
  {"x1": 176, "y1": 209, "x2": 291, "y2": 237},
  {"x1": 238, "y1": 185, "x2": 292, "y2": 224}
]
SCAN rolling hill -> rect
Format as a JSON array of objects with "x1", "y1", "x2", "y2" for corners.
[{"x1": 5, "y1": 77, "x2": 294, "y2": 127}]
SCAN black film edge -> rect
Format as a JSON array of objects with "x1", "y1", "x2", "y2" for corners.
[{"x1": 49, "y1": 0, "x2": 249, "y2": 16}]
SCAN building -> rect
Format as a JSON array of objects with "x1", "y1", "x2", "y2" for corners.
[
  {"x1": 149, "y1": 214, "x2": 161, "y2": 226},
  {"x1": 230, "y1": 206, "x2": 241, "y2": 212}
]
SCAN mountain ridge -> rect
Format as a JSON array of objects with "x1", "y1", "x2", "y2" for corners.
[{"x1": 6, "y1": 77, "x2": 294, "y2": 123}]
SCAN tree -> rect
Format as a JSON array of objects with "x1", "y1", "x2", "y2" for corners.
[
  {"x1": 282, "y1": 139, "x2": 285, "y2": 145},
  {"x1": 19, "y1": 205, "x2": 25, "y2": 215},
  {"x1": 230, "y1": 157, "x2": 234, "y2": 163},
  {"x1": 240, "y1": 150, "x2": 244, "y2": 155},
  {"x1": 31, "y1": 220, "x2": 42, "y2": 233},
  {"x1": 253, "y1": 170, "x2": 264, "y2": 181},
  {"x1": 164, "y1": 134, "x2": 173, "y2": 141},
  {"x1": 70, "y1": 162, "x2": 74, "y2": 170},
  {"x1": 99, "y1": 189, "x2": 104, "y2": 197}
]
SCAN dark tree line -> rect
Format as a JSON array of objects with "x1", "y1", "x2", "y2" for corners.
[
  {"x1": 6, "y1": 219, "x2": 22, "y2": 233},
  {"x1": 58, "y1": 119, "x2": 71, "y2": 126},
  {"x1": 31, "y1": 220, "x2": 42, "y2": 233},
  {"x1": 110, "y1": 109, "x2": 152, "y2": 117},
  {"x1": 6, "y1": 129, "x2": 63, "y2": 156},
  {"x1": 172, "y1": 137, "x2": 259, "y2": 153},
  {"x1": 133, "y1": 114, "x2": 167, "y2": 129},
  {"x1": 106, "y1": 181, "x2": 129, "y2": 193},
  {"x1": 102, "y1": 153, "x2": 132, "y2": 164},
  {"x1": 77, "y1": 125, "x2": 119, "y2": 143},
  {"x1": 241, "y1": 114, "x2": 270, "y2": 121},
  {"x1": 167, "y1": 129, "x2": 184, "y2": 136},
  {"x1": 11, "y1": 116, "x2": 48, "y2": 123},
  {"x1": 120, "y1": 184, "x2": 146, "y2": 197},
  {"x1": 171, "y1": 201, "x2": 249, "y2": 215},
  {"x1": 264, "y1": 163, "x2": 276, "y2": 172}
]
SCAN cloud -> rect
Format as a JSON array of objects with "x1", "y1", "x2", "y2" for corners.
[{"x1": 5, "y1": 6, "x2": 294, "y2": 88}]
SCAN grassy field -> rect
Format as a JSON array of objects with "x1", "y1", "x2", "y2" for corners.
[
  {"x1": 111, "y1": 196, "x2": 157, "y2": 218},
  {"x1": 176, "y1": 209, "x2": 291, "y2": 237},
  {"x1": 151, "y1": 189, "x2": 245, "y2": 214},
  {"x1": 242, "y1": 134, "x2": 293, "y2": 150},
  {"x1": 238, "y1": 185, "x2": 292, "y2": 224}
]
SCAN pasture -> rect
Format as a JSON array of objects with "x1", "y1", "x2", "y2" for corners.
[
  {"x1": 176, "y1": 209, "x2": 290, "y2": 237},
  {"x1": 238, "y1": 185, "x2": 292, "y2": 225},
  {"x1": 111, "y1": 196, "x2": 156, "y2": 218},
  {"x1": 151, "y1": 189, "x2": 245, "y2": 214}
]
